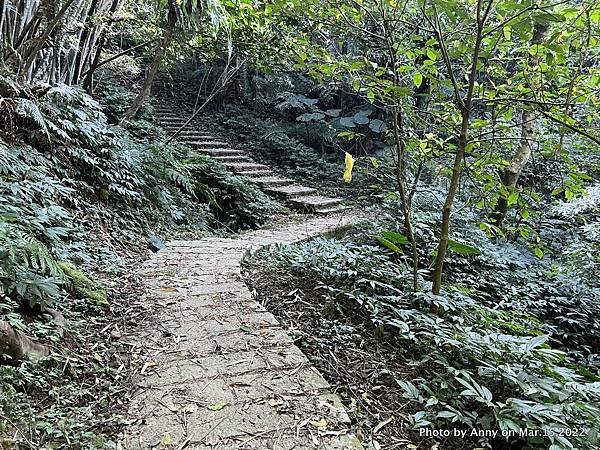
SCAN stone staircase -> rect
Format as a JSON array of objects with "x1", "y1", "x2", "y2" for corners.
[{"x1": 153, "y1": 106, "x2": 349, "y2": 214}]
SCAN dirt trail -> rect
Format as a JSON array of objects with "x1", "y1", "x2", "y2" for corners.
[{"x1": 122, "y1": 212, "x2": 365, "y2": 449}]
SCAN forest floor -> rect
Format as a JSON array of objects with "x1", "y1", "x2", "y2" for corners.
[{"x1": 120, "y1": 211, "x2": 369, "y2": 449}]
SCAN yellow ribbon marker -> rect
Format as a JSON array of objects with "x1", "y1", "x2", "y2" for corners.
[{"x1": 343, "y1": 152, "x2": 355, "y2": 183}]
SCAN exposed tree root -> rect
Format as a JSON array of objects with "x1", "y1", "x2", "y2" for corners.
[
  {"x1": 0, "y1": 320, "x2": 50, "y2": 363},
  {"x1": 43, "y1": 307, "x2": 67, "y2": 336},
  {"x1": 0, "y1": 306, "x2": 65, "y2": 363}
]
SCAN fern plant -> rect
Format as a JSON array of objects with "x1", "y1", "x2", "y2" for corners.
[{"x1": 0, "y1": 223, "x2": 64, "y2": 310}]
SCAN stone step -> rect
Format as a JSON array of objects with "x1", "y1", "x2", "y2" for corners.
[
  {"x1": 199, "y1": 148, "x2": 248, "y2": 157},
  {"x1": 165, "y1": 128, "x2": 195, "y2": 134},
  {"x1": 177, "y1": 131, "x2": 216, "y2": 137},
  {"x1": 165, "y1": 129, "x2": 210, "y2": 135},
  {"x1": 162, "y1": 128, "x2": 197, "y2": 134},
  {"x1": 188, "y1": 141, "x2": 230, "y2": 148},
  {"x1": 159, "y1": 123, "x2": 193, "y2": 130},
  {"x1": 156, "y1": 115, "x2": 190, "y2": 121},
  {"x1": 235, "y1": 169, "x2": 274, "y2": 177},
  {"x1": 159, "y1": 122, "x2": 195, "y2": 129},
  {"x1": 288, "y1": 195, "x2": 344, "y2": 212},
  {"x1": 267, "y1": 185, "x2": 318, "y2": 198},
  {"x1": 315, "y1": 205, "x2": 352, "y2": 215},
  {"x1": 178, "y1": 135, "x2": 220, "y2": 142},
  {"x1": 224, "y1": 162, "x2": 269, "y2": 172},
  {"x1": 154, "y1": 112, "x2": 179, "y2": 118},
  {"x1": 251, "y1": 176, "x2": 296, "y2": 187},
  {"x1": 186, "y1": 142, "x2": 230, "y2": 150},
  {"x1": 211, "y1": 155, "x2": 254, "y2": 163},
  {"x1": 157, "y1": 120, "x2": 190, "y2": 125}
]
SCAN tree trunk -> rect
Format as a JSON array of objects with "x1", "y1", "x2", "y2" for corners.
[
  {"x1": 19, "y1": 0, "x2": 78, "y2": 80},
  {"x1": 392, "y1": 109, "x2": 419, "y2": 292},
  {"x1": 0, "y1": 320, "x2": 49, "y2": 363},
  {"x1": 83, "y1": 0, "x2": 120, "y2": 91},
  {"x1": 120, "y1": 0, "x2": 177, "y2": 124},
  {"x1": 492, "y1": 23, "x2": 548, "y2": 227},
  {"x1": 432, "y1": 108, "x2": 470, "y2": 295},
  {"x1": 431, "y1": 0, "x2": 487, "y2": 295},
  {"x1": 72, "y1": 0, "x2": 99, "y2": 85}
]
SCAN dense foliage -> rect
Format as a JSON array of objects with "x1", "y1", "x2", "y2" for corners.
[{"x1": 250, "y1": 193, "x2": 600, "y2": 450}]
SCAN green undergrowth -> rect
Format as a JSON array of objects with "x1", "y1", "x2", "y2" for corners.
[
  {"x1": 0, "y1": 71, "x2": 282, "y2": 447},
  {"x1": 246, "y1": 196, "x2": 600, "y2": 450}
]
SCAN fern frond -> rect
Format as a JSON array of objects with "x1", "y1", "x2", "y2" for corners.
[{"x1": 15, "y1": 98, "x2": 50, "y2": 138}]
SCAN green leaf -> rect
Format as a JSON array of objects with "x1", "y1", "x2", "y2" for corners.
[
  {"x1": 339, "y1": 117, "x2": 356, "y2": 128},
  {"x1": 353, "y1": 112, "x2": 370, "y2": 125},
  {"x1": 524, "y1": 334, "x2": 548, "y2": 352},
  {"x1": 447, "y1": 239, "x2": 481, "y2": 255},
  {"x1": 413, "y1": 72, "x2": 423, "y2": 88},
  {"x1": 507, "y1": 191, "x2": 519, "y2": 206},
  {"x1": 376, "y1": 236, "x2": 403, "y2": 254},
  {"x1": 369, "y1": 119, "x2": 387, "y2": 133},
  {"x1": 297, "y1": 112, "x2": 325, "y2": 122},
  {"x1": 208, "y1": 401, "x2": 228, "y2": 411},
  {"x1": 533, "y1": 12, "x2": 565, "y2": 24},
  {"x1": 534, "y1": 247, "x2": 544, "y2": 259},
  {"x1": 381, "y1": 231, "x2": 409, "y2": 245}
]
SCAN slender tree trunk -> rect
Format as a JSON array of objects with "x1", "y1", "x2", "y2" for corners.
[
  {"x1": 432, "y1": 109, "x2": 470, "y2": 294},
  {"x1": 19, "y1": 0, "x2": 78, "y2": 80},
  {"x1": 431, "y1": 0, "x2": 488, "y2": 295},
  {"x1": 392, "y1": 109, "x2": 420, "y2": 291},
  {"x1": 120, "y1": 0, "x2": 177, "y2": 124},
  {"x1": 492, "y1": 109, "x2": 536, "y2": 225},
  {"x1": 0, "y1": 0, "x2": 5, "y2": 34},
  {"x1": 249, "y1": 67, "x2": 257, "y2": 105},
  {"x1": 381, "y1": 14, "x2": 420, "y2": 291},
  {"x1": 72, "y1": 0, "x2": 99, "y2": 84},
  {"x1": 492, "y1": 23, "x2": 548, "y2": 227},
  {"x1": 83, "y1": 0, "x2": 120, "y2": 91},
  {"x1": 4, "y1": 0, "x2": 42, "y2": 63}
]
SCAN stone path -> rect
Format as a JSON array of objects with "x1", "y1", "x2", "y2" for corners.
[
  {"x1": 153, "y1": 105, "x2": 348, "y2": 215},
  {"x1": 123, "y1": 212, "x2": 365, "y2": 449}
]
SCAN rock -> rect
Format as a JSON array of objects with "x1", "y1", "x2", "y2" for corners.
[{"x1": 148, "y1": 234, "x2": 165, "y2": 252}]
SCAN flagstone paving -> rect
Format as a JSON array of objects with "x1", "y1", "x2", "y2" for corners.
[{"x1": 123, "y1": 212, "x2": 365, "y2": 449}]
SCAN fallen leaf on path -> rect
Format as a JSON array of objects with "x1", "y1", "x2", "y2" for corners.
[
  {"x1": 373, "y1": 416, "x2": 394, "y2": 434},
  {"x1": 140, "y1": 360, "x2": 157, "y2": 374},
  {"x1": 268, "y1": 398, "x2": 284, "y2": 407},
  {"x1": 310, "y1": 418, "x2": 327, "y2": 431},
  {"x1": 208, "y1": 401, "x2": 227, "y2": 411},
  {"x1": 321, "y1": 429, "x2": 348, "y2": 437}
]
